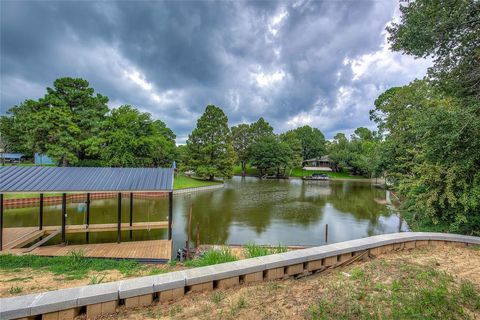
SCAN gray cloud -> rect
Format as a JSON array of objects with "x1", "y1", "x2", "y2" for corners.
[{"x1": 0, "y1": 0, "x2": 430, "y2": 143}]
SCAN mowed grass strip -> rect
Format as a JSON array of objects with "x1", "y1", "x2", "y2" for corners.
[
  {"x1": 173, "y1": 174, "x2": 222, "y2": 190},
  {"x1": 0, "y1": 250, "x2": 142, "y2": 280}
]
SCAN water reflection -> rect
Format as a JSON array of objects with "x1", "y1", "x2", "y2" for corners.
[{"x1": 4, "y1": 177, "x2": 406, "y2": 251}]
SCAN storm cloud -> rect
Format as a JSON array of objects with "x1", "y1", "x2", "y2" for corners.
[{"x1": 0, "y1": 0, "x2": 430, "y2": 143}]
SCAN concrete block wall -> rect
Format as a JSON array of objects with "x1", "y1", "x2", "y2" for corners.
[{"x1": 1, "y1": 232, "x2": 479, "y2": 320}]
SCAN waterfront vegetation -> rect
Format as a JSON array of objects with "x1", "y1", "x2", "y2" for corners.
[
  {"x1": 232, "y1": 165, "x2": 365, "y2": 179},
  {"x1": 0, "y1": 250, "x2": 141, "y2": 280},
  {"x1": 244, "y1": 243, "x2": 288, "y2": 258},
  {"x1": 173, "y1": 174, "x2": 222, "y2": 190}
]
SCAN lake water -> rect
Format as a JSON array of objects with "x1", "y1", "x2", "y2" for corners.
[{"x1": 4, "y1": 177, "x2": 407, "y2": 254}]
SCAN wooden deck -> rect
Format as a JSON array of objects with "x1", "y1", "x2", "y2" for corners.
[
  {"x1": 24, "y1": 239, "x2": 172, "y2": 260},
  {"x1": 1, "y1": 222, "x2": 170, "y2": 259}
]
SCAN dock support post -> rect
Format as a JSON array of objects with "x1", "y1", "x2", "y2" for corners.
[
  {"x1": 117, "y1": 193, "x2": 122, "y2": 244},
  {"x1": 86, "y1": 193, "x2": 90, "y2": 242},
  {"x1": 39, "y1": 193, "x2": 43, "y2": 230},
  {"x1": 168, "y1": 191, "x2": 173, "y2": 240},
  {"x1": 0, "y1": 194, "x2": 3, "y2": 251},
  {"x1": 129, "y1": 193, "x2": 133, "y2": 240},
  {"x1": 61, "y1": 193, "x2": 66, "y2": 245}
]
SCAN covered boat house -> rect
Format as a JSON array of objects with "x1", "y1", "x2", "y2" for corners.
[{"x1": 0, "y1": 166, "x2": 174, "y2": 261}]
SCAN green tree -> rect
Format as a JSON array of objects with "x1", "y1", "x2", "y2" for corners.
[
  {"x1": 249, "y1": 136, "x2": 293, "y2": 177},
  {"x1": 0, "y1": 77, "x2": 109, "y2": 165},
  {"x1": 284, "y1": 125, "x2": 326, "y2": 160},
  {"x1": 45, "y1": 78, "x2": 109, "y2": 160},
  {"x1": 328, "y1": 129, "x2": 381, "y2": 177},
  {"x1": 89, "y1": 105, "x2": 176, "y2": 167},
  {"x1": 387, "y1": 0, "x2": 480, "y2": 97},
  {"x1": 249, "y1": 117, "x2": 274, "y2": 142},
  {"x1": 231, "y1": 123, "x2": 252, "y2": 176},
  {"x1": 186, "y1": 105, "x2": 235, "y2": 181},
  {"x1": 279, "y1": 130, "x2": 303, "y2": 168}
]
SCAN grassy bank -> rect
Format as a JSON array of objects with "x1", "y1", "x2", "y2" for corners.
[
  {"x1": 0, "y1": 250, "x2": 180, "y2": 297},
  {"x1": 233, "y1": 165, "x2": 366, "y2": 180},
  {"x1": 173, "y1": 174, "x2": 222, "y2": 190},
  {"x1": 0, "y1": 244, "x2": 287, "y2": 297}
]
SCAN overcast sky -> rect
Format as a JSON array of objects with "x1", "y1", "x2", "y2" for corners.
[{"x1": 1, "y1": 0, "x2": 430, "y2": 143}]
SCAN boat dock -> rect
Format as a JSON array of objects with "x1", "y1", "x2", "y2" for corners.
[{"x1": 1, "y1": 222, "x2": 172, "y2": 261}]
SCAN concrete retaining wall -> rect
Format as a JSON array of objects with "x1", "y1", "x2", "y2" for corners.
[{"x1": 1, "y1": 232, "x2": 479, "y2": 320}]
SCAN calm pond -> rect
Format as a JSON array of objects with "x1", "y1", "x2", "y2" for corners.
[{"x1": 4, "y1": 177, "x2": 407, "y2": 254}]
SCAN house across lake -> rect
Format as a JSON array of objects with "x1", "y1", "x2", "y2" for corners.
[{"x1": 302, "y1": 155, "x2": 338, "y2": 172}]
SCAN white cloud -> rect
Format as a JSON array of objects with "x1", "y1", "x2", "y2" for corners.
[{"x1": 253, "y1": 69, "x2": 286, "y2": 88}]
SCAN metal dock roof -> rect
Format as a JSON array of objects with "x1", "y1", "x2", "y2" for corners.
[{"x1": 0, "y1": 166, "x2": 174, "y2": 193}]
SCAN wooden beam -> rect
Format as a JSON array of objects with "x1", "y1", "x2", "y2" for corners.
[
  {"x1": 86, "y1": 193, "x2": 90, "y2": 243},
  {"x1": 61, "y1": 193, "x2": 66, "y2": 244},
  {"x1": 129, "y1": 193, "x2": 133, "y2": 240},
  {"x1": 39, "y1": 193, "x2": 44, "y2": 230},
  {"x1": 117, "y1": 193, "x2": 122, "y2": 244},
  {"x1": 168, "y1": 191, "x2": 173, "y2": 240}
]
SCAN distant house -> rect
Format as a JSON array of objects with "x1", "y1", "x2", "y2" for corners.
[
  {"x1": 2, "y1": 153, "x2": 25, "y2": 164},
  {"x1": 302, "y1": 155, "x2": 338, "y2": 172},
  {"x1": 34, "y1": 153, "x2": 55, "y2": 165}
]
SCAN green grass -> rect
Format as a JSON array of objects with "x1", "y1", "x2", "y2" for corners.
[
  {"x1": 184, "y1": 248, "x2": 237, "y2": 267},
  {"x1": 290, "y1": 167, "x2": 366, "y2": 179},
  {"x1": 233, "y1": 165, "x2": 366, "y2": 179},
  {"x1": 244, "y1": 243, "x2": 288, "y2": 258},
  {"x1": 233, "y1": 165, "x2": 260, "y2": 176},
  {"x1": 173, "y1": 174, "x2": 222, "y2": 190},
  {"x1": 0, "y1": 250, "x2": 142, "y2": 280}
]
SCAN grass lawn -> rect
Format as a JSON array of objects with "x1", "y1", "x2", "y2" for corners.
[
  {"x1": 0, "y1": 251, "x2": 180, "y2": 297},
  {"x1": 234, "y1": 165, "x2": 366, "y2": 179},
  {"x1": 173, "y1": 174, "x2": 222, "y2": 190},
  {"x1": 290, "y1": 167, "x2": 367, "y2": 179},
  {"x1": 232, "y1": 165, "x2": 259, "y2": 176}
]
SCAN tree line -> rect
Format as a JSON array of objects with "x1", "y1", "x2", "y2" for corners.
[
  {"x1": 369, "y1": 0, "x2": 480, "y2": 234},
  {"x1": 0, "y1": 78, "x2": 176, "y2": 167},
  {"x1": 0, "y1": 77, "x2": 390, "y2": 182}
]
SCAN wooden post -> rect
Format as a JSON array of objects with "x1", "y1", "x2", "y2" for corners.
[
  {"x1": 168, "y1": 191, "x2": 173, "y2": 240},
  {"x1": 39, "y1": 193, "x2": 44, "y2": 230},
  {"x1": 129, "y1": 193, "x2": 133, "y2": 240},
  {"x1": 325, "y1": 223, "x2": 328, "y2": 244},
  {"x1": 61, "y1": 193, "x2": 66, "y2": 245},
  {"x1": 186, "y1": 206, "x2": 192, "y2": 259},
  {"x1": 0, "y1": 194, "x2": 3, "y2": 251},
  {"x1": 86, "y1": 193, "x2": 90, "y2": 242},
  {"x1": 117, "y1": 193, "x2": 122, "y2": 244}
]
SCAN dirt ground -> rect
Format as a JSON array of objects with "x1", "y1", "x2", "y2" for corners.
[{"x1": 94, "y1": 245, "x2": 480, "y2": 320}]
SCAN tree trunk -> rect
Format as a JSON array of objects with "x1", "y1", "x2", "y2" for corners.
[
  {"x1": 241, "y1": 162, "x2": 246, "y2": 177},
  {"x1": 209, "y1": 174, "x2": 215, "y2": 181}
]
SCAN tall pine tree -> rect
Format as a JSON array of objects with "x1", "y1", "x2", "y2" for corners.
[{"x1": 186, "y1": 105, "x2": 235, "y2": 181}]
